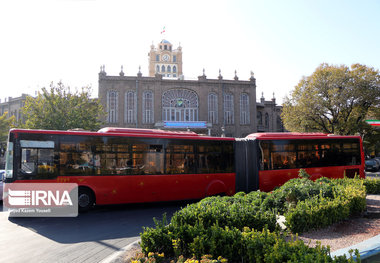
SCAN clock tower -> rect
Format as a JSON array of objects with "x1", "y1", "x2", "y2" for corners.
[{"x1": 148, "y1": 39, "x2": 183, "y2": 78}]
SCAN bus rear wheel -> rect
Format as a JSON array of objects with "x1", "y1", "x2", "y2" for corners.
[{"x1": 78, "y1": 187, "x2": 95, "y2": 212}]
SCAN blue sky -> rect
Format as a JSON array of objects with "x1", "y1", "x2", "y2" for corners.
[{"x1": 0, "y1": 0, "x2": 379, "y2": 104}]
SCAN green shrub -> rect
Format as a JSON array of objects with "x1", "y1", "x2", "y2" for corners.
[
  {"x1": 141, "y1": 223, "x2": 359, "y2": 262},
  {"x1": 363, "y1": 177, "x2": 380, "y2": 194},
  {"x1": 140, "y1": 175, "x2": 366, "y2": 262},
  {"x1": 285, "y1": 181, "x2": 366, "y2": 233},
  {"x1": 285, "y1": 195, "x2": 351, "y2": 233},
  {"x1": 261, "y1": 177, "x2": 336, "y2": 214},
  {"x1": 170, "y1": 192, "x2": 278, "y2": 232}
]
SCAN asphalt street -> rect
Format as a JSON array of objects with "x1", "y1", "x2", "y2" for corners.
[{"x1": 0, "y1": 201, "x2": 185, "y2": 263}]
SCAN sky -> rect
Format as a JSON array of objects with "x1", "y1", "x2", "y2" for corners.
[{"x1": 1, "y1": 0, "x2": 380, "y2": 104}]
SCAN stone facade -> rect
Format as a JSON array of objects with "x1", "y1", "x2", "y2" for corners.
[
  {"x1": 98, "y1": 39, "x2": 284, "y2": 137},
  {"x1": 0, "y1": 94, "x2": 29, "y2": 122},
  {"x1": 256, "y1": 93, "x2": 285, "y2": 132},
  {"x1": 98, "y1": 68, "x2": 257, "y2": 137}
]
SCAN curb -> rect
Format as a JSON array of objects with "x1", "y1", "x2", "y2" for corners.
[
  {"x1": 331, "y1": 233, "x2": 380, "y2": 260},
  {"x1": 100, "y1": 239, "x2": 141, "y2": 263}
]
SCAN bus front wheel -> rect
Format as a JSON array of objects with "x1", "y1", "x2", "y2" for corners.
[{"x1": 78, "y1": 187, "x2": 95, "y2": 212}]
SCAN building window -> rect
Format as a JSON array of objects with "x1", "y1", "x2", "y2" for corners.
[
  {"x1": 265, "y1": 113, "x2": 269, "y2": 128},
  {"x1": 143, "y1": 91, "x2": 154, "y2": 124},
  {"x1": 224, "y1": 93, "x2": 234, "y2": 125},
  {"x1": 156, "y1": 65, "x2": 160, "y2": 72},
  {"x1": 164, "y1": 45, "x2": 167, "y2": 50},
  {"x1": 161, "y1": 65, "x2": 165, "y2": 72},
  {"x1": 167, "y1": 65, "x2": 171, "y2": 72},
  {"x1": 125, "y1": 91, "x2": 136, "y2": 124},
  {"x1": 173, "y1": 74, "x2": 177, "y2": 78},
  {"x1": 173, "y1": 55, "x2": 177, "y2": 62},
  {"x1": 257, "y1": 111, "x2": 263, "y2": 125},
  {"x1": 173, "y1": 66, "x2": 177, "y2": 73},
  {"x1": 107, "y1": 90, "x2": 118, "y2": 123},
  {"x1": 240, "y1": 93, "x2": 250, "y2": 125},
  {"x1": 160, "y1": 45, "x2": 162, "y2": 50},
  {"x1": 208, "y1": 93, "x2": 218, "y2": 124},
  {"x1": 162, "y1": 89, "x2": 198, "y2": 122},
  {"x1": 277, "y1": 116, "x2": 284, "y2": 131},
  {"x1": 156, "y1": 55, "x2": 159, "y2": 61}
]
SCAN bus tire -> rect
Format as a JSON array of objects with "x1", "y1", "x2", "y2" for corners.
[{"x1": 78, "y1": 187, "x2": 95, "y2": 212}]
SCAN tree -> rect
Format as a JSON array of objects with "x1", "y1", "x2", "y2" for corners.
[
  {"x1": 21, "y1": 81, "x2": 105, "y2": 131},
  {"x1": 282, "y1": 63, "x2": 380, "y2": 136},
  {"x1": 0, "y1": 112, "x2": 15, "y2": 143},
  {"x1": 362, "y1": 107, "x2": 380, "y2": 156}
]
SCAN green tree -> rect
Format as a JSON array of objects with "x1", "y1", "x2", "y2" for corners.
[
  {"x1": 282, "y1": 63, "x2": 380, "y2": 135},
  {"x1": 21, "y1": 81, "x2": 105, "y2": 131},
  {"x1": 363, "y1": 107, "x2": 380, "y2": 156},
  {"x1": 0, "y1": 112, "x2": 16, "y2": 142}
]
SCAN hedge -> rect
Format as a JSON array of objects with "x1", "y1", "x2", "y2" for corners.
[
  {"x1": 363, "y1": 177, "x2": 380, "y2": 194},
  {"x1": 170, "y1": 191, "x2": 278, "y2": 232},
  {"x1": 139, "y1": 175, "x2": 372, "y2": 262},
  {"x1": 141, "y1": 223, "x2": 359, "y2": 262}
]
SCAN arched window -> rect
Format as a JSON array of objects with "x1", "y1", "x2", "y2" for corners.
[
  {"x1": 161, "y1": 65, "x2": 165, "y2": 72},
  {"x1": 208, "y1": 93, "x2": 218, "y2": 124},
  {"x1": 107, "y1": 90, "x2": 118, "y2": 123},
  {"x1": 156, "y1": 65, "x2": 160, "y2": 72},
  {"x1": 125, "y1": 91, "x2": 136, "y2": 124},
  {"x1": 167, "y1": 65, "x2": 171, "y2": 72},
  {"x1": 240, "y1": 93, "x2": 250, "y2": 125},
  {"x1": 257, "y1": 111, "x2": 262, "y2": 125},
  {"x1": 265, "y1": 113, "x2": 269, "y2": 127},
  {"x1": 224, "y1": 93, "x2": 234, "y2": 125},
  {"x1": 173, "y1": 66, "x2": 177, "y2": 73},
  {"x1": 143, "y1": 91, "x2": 154, "y2": 124},
  {"x1": 162, "y1": 89, "x2": 198, "y2": 121}
]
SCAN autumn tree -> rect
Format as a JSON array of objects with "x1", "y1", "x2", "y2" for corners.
[
  {"x1": 282, "y1": 63, "x2": 380, "y2": 136},
  {"x1": 21, "y1": 81, "x2": 105, "y2": 131}
]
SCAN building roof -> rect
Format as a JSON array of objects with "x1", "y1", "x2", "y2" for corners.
[{"x1": 160, "y1": 39, "x2": 171, "y2": 44}]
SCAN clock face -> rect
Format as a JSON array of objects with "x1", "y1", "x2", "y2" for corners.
[{"x1": 162, "y1": 54, "x2": 170, "y2": 61}]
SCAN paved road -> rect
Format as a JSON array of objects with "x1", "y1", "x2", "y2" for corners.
[
  {"x1": 0, "y1": 202, "x2": 185, "y2": 263},
  {"x1": 366, "y1": 171, "x2": 380, "y2": 178}
]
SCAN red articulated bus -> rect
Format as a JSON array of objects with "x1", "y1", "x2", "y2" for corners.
[
  {"x1": 3, "y1": 128, "x2": 235, "y2": 211},
  {"x1": 3, "y1": 128, "x2": 365, "y2": 211}
]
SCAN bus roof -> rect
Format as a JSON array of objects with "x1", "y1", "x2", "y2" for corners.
[
  {"x1": 9, "y1": 128, "x2": 235, "y2": 141},
  {"x1": 98, "y1": 127, "x2": 199, "y2": 136},
  {"x1": 246, "y1": 132, "x2": 361, "y2": 140}
]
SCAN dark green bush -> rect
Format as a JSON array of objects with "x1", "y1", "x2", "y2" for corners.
[
  {"x1": 141, "y1": 222, "x2": 359, "y2": 262},
  {"x1": 170, "y1": 191, "x2": 277, "y2": 232},
  {"x1": 363, "y1": 177, "x2": 380, "y2": 194},
  {"x1": 261, "y1": 177, "x2": 336, "y2": 214},
  {"x1": 140, "y1": 175, "x2": 367, "y2": 262},
  {"x1": 285, "y1": 181, "x2": 366, "y2": 233},
  {"x1": 285, "y1": 195, "x2": 351, "y2": 233}
]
